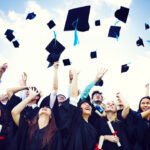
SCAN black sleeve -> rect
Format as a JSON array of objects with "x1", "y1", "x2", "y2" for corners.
[{"x1": 6, "y1": 94, "x2": 22, "y2": 113}]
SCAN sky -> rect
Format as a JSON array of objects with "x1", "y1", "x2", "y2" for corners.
[{"x1": 0, "y1": 0, "x2": 150, "y2": 110}]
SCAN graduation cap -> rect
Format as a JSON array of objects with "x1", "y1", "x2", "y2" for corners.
[
  {"x1": 78, "y1": 95, "x2": 92, "y2": 107},
  {"x1": 95, "y1": 20, "x2": 100, "y2": 26},
  {"x1": 90, "y1": 51, "x2": 97, "y2": 59},
  {"x1": 145, "y1": 23, "x2": 150, "y2": 30},
  {"x1": 47, "y1": 53, "x2": 61, "y2": 67},
  {"x1": 121, "y1": 64, "x2": 129, "y2": 73},
  {"x1": 95, "y1": 79, "x2": 103, "y2": 86},
  {"x1": 114, "y1": 6, "x2": 129, "y2": 23},
  {"x1": 47, "y1": 20, "x2": 56, "y2": 29},
  {"x1": 64, "y1": 5, "x2": 91, "y2": 32},
  {"x1": 26, "y1": 12, "x2": 36, "y2": 20},
  {"x1": 63, "y1": 59, "x2": 71, "y2": 66},
  {"x1": 13, "y1": 40, "x2": 19, "y2": 48},
  {"x1": 5, "y1": 29, "x2": 15, "y2": 42},
  {"x1": 108, "y1": 26, "x2": 121, "y2": 38},
  {"x1": 46, "y1": 39, "x2": 65, "y2": 54},
  {"x1": 136, "y1": 37, "x2": 144, "y2": 47}
]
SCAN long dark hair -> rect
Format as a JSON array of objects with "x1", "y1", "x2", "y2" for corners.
[
  {"x1": 137, "y1": 96, "x2": 150, "y2": 113},
  {"x1": 27, "y1": 113, "x2": 58, "y2": 150}
]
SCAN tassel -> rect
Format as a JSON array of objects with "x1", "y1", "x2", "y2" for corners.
[
  {"x1": 53, "y1": 31, "x2": 57, "y2": 48},
  {"x1": 114, "y1": 20, "x2": 120, "y2": 26},
  {"x1": 72, "y1": 18, "x2": 79, "y2": 46}
]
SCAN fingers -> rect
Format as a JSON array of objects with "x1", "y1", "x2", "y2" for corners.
[{"x1": 53, "y1": 62, "x2": 59, "y2": 69}]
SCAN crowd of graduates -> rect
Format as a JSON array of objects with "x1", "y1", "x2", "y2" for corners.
[{"x1": 0, "y1": 62, "x2": 150, "y2": 150}]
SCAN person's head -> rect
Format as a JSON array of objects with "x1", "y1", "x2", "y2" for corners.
[
  {"x1": 80, "y1": 102, "x2": 92, "y2": 116},
  {"x1": 105, "y1": 101, "x2": 117, "y2": 113},
  {"x1": 91, "y1": 91, "x2": 103, "y2": 105},
  {"x1": 57, "y1": 94, "x2": 66, "y2": 103},
  {"x1": 0, "y1": 94, "x2": 8, "y2": 105},
  {"x1": 26, "y1": 87, "x2": 41, "y2": 105},
  {"x1": 138, "y1": 96, "x2": 150, "y2": 112},
  {"x1": 39, "y1": 107, "x2": 52, "y2": 119},
  {"x1": 28, "y1": 107, "x2": 57, "y2": 149}
]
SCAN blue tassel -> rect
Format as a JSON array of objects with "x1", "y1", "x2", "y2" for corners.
[
  {"x1": 72, "y1": 18, "x2": 79, "y2": 46},
  {"x1": 114, "y1": 20, "x2": 120, "y2": 26},
  {"x1": 147, "y1": 40, "x2": 150, "y2": 43},
  {"x1": 114, "y1": 32, "x2": 119, "y2": 42},
  {"x1": 53, "y1": 31, "x2": 57, "y2": 48}
]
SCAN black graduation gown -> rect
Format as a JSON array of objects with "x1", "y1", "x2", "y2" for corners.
[
  {"x1": 96, "y1": 117, "x2": 131, "y2": 150},
  {"x1": 53, "y1": 99, "x2": 97, "y2": 150},
  {"x1": 6, "y1": 94, "x2": 40, "y2": 150},
  {"x1": 11, "y1": 114, "x2": 62, "y2": 150}
]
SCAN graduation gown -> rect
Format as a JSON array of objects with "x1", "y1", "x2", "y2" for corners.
[
  {"x1": 6, "y1": 94, "x2": 40, "y2": 150},
  {"x1": 117, "y1": 109, "x2": 149, "y2": 150},
  {"x1": 53, "y1": 99, "x2": 97, "y2": 150},
  {"x1": 11, "y1": 114, "x2": 62, "y2": 150},
  {"x1": 96, "y1": 117, "x2": 131, "y2": 150}
]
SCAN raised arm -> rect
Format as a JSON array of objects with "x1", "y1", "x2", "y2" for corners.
[
  {"x1": 145, "y1": 83, "x2": 149, "y2": 96},
  {"x1": 49, "y1": 62, "x2": 59, "y2": 108},
  {"x1": 11, "y1": 87, "x2": 40, "y2": 126},
  {"x1": 0, "y1": 63, "x2": 8, "y2": 81},
  {"x1": 80, "y1": 68, "x2": 108, "y2": 100},
  {"x1": 116, "y1": 93, "x2": 130, "y2": 119},
  {"x1": 19, "y1": 72, "x2": 28, "y2": 100},
  {"x1": 7, "y1": 86, "x2": 28, "y2": 100}
]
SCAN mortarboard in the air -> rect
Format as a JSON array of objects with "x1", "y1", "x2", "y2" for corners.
[
  {"x1": 108, "y1": 26, "x2": 121, "y2": 38},
  {"x1": 63, "y1": 59, "x2": 71, "y2": 66},
  {"x1": 26, "y1": 12, "x2": 36, "y2": 20},
  {"x1": 95, "y1": 20, "x2": 100, "y2": 26},
  {"x1": 114, "y1": 6, "x2": 129, "y2": 23},
  {"x1": 47, "y1": 53, "x2": 61, "y2": 68},
  {"x1": 46, "y1": 39, "x2": 65, "y2": 54},
  {"x1": 64, "y1": 5, "x2": 91, "y2": 32},
  {"x1": 145, "y1": 23, "x2": 150, "y2": 30},
  {"x1": 5, "y1": 29, "x2": 15, "y2": 42},
  {"x1": 13, "y1": 40, "x2": 19, "y2": 48},
  {"x1": 47, "y1": 20, "x2": 56, "y2": 29},
  {"x1": 90, "y1": 51, "x2": 97, "y2": 59},
  {"x1": 121, "y1": 64, "x2": 129, "y2": 73},
  {"x1": 136, "y1": 37, "x2": 144, "y2": 47},
  {"x1": 95, "y1": 79, "x2": 103, "y2": 86}
]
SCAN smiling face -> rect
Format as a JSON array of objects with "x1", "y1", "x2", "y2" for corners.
[
  {"x1": 39, "y1": 107, "x2": 52, "y2": 117},
  {"x1": 140, "y1": 98, "x2": 150, "y2": 112},
  {"x1": 105, "y1": 101, "x2": 117, "y2": 113},
  {"x1": 57, "y1": 94, "x2": 66, "y2": 103},
  {"x1": 80, "y1": 102, "x2": 92, "y2": 116}
]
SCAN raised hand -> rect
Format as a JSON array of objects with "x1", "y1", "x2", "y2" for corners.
[
  {"x1": 53, "y1": 62, "x2": 59, "y2": 70},
  {"x1": 19, "y1": 72, "x2": 27, "y2": 86},
  {"x1": 28, "y1": 87, "x2": 40, "y2": 100}
]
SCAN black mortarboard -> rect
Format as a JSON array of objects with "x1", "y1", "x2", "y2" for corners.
[
  {"x1": 78, "y1": 95, "x2": 92, "y2": 107},
  {"x1": 5, "y1": 29, "x2": 15, "y2": 42},
  {"x1": 90, "y1": 51, "x2": 97, "y2": 59},
  {"x1": 47, "y1": 53, "x2": 61, "y2": 67},
  {"x1": 40, "y1": 95, "x2": 50, "y2": 108},
  {"x1": 64, "y1": 5, "x2": 91, "y2": 32},
  {"x1": 136, "y1": 37, "x2": 144, "y2": 47},
  {"x1": 26, "y1": 12, "x2": 36, "y2": 20},
  {"x1": 145, "y1": 23, "x2": 150, "y2": 30},
  {"x1": 13, "y1": 40, "x2": 19, "y2": 48},
  {"x1": 46, "y1": 39, "x2": 65, "y2": 54},
  {"x1": 95, "y1": 79, "x2": 103, "y2": 86},
  {"x1": 121, "y1": 64, "x2": 129, "y2": 73},
  {"x1": 108, "y1": 26, "x2": 121, "y2": 38},
  {"x1": 63, "y1": 59, "x2": 71, "y2": 66},
  {"x1": 114, "y1": 6, "x2": 129, "y2": 23},
  {"x1": 47, "y1": 20, "x2": 56, "y2": 29},
  {"x1": 95, "y1": 20, "x2": 100, "y2": 26}
]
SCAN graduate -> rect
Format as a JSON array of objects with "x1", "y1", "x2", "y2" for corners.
[
  {"x1": 51, "y1": 69, "x2": 97, "y2": 150},
  {"x1": 11, "y1": 87, "x2": 62, "y2": 150},
  {"x1": 116, "y1": 92, "x2": 150, "y2": 150},
  {"x1": 96, "y1": 97, "x2": 131, "y2": 150}
]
